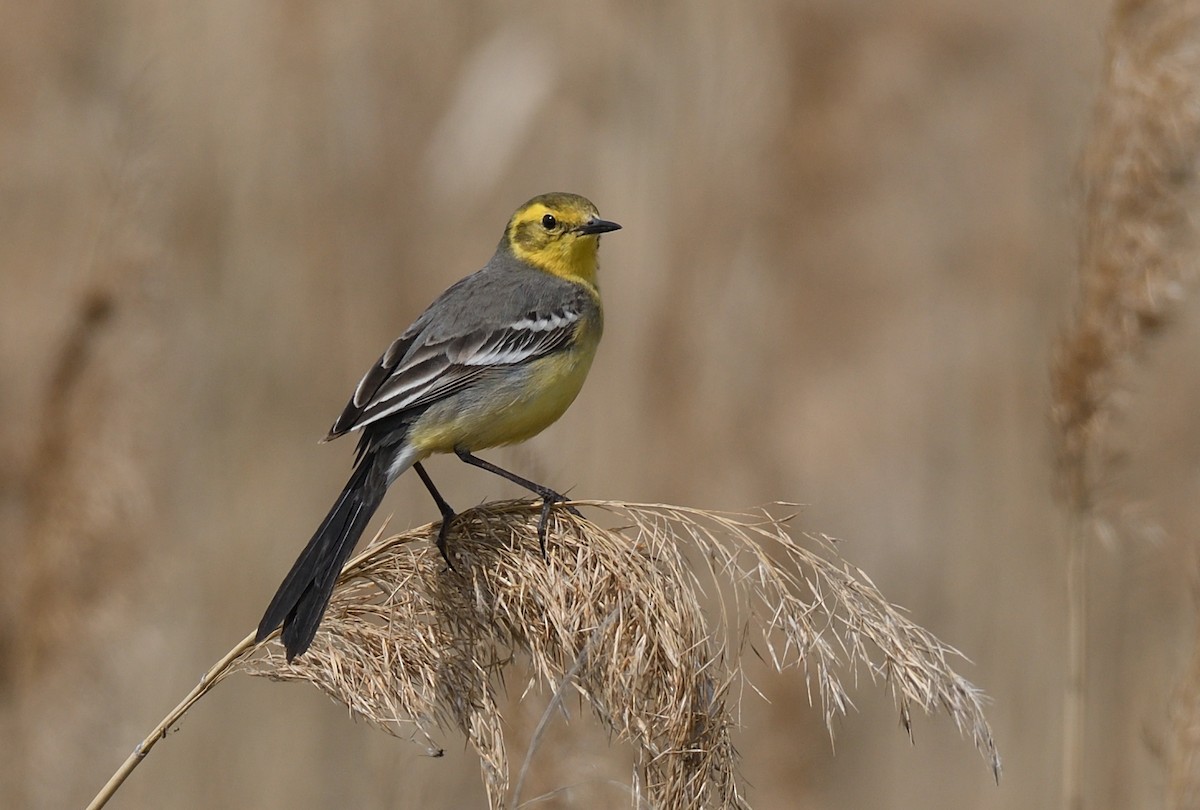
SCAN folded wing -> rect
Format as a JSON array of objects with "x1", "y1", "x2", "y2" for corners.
[{"x1": 327, "y1": 304, "x2": 584, "y2": 440}]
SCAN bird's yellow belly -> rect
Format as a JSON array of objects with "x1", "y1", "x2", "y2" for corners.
[{"x1": 409, "y1": 335, "x2": 599, "y2": 456}]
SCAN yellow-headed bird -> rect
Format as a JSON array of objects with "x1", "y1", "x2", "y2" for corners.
[{"x1": 257, "y1": 193, "x2": 620, "y2": 660}]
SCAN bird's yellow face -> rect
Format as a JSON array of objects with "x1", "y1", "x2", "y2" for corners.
[{"x1": 504, "y1": 192, "x2": 621, "y2": 288}]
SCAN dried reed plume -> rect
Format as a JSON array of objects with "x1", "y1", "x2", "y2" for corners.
[
  {"x1": 1053, "y1": 0, "x2": 1200, "y2": 513},
  {"x1": 230, "y1": 500, "x2": 998, "y2": 808},
  {"x1": 1052, "y1": 1, "x2": 1200, "y2": 807},
  {"x1": 88, "y1": 500, "x2": 1000, "y2": 808}
]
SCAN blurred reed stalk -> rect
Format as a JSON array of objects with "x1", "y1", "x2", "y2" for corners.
[
  {"x1": 89, "y1": 500, "x2": 1000, "y2": 809},
  {"x1": 1170, "y1": 605, "x2": 1200, "y2": 810},
  {"x1": 1051, "y1": 1, "x2": 1200, "y2": 807}
]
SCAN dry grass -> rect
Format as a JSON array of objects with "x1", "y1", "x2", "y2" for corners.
[
  {"x1": 1053, "y1": 0, "x2": 1200, "y2": 515},
  {"x1": 237, "y1": 500, "x2": 999, "y2": 808},
  {"x1": 1169, "y1": 585, "x2": 1200, "y2": 810},
  {"x1": 1051, "y1": 1, "x2": 1200, "y2": 807}
]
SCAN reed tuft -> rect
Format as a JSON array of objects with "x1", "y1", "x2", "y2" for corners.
[
  {"x1": 1051, "y1": 2, "x2": 1200, "y2": 806},
  {"x1": 1053, "y1": 0, "x2": 1200, "y2": 514},
  {"x1": 239, "y1": 500, "x2": 1000, "y2": 807}
]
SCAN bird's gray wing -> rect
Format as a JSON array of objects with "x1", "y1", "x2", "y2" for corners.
[{"x1": 327, "y1": 302, "x2": 585, "y2": 439}]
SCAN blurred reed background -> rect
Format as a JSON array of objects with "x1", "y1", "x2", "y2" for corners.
[{"x1": 3, "y1": 0, "x2": 1198, "y2": 807}]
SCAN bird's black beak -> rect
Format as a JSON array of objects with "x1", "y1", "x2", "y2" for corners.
[{"x1": 575, "y1": 217, "x2": 622, "y2": 235}]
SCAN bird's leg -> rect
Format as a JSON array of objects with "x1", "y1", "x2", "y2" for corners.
[
  {"x1": 414, "y1": 462, "x2": 457, "y2": 569},
  {"x1": 453, "y1": 448, "x2": 581, "y2": 560}
]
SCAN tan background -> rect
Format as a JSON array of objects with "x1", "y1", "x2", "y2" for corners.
[{"x1": 4, "y1": 1, "x2": 1198, "y2": 808}]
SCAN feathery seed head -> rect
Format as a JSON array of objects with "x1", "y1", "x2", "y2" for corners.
[{"x1": 503, "y1": 192, "x2": 620, "y2": 285}]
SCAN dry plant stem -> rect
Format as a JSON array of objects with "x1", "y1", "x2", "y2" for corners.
[
  {"x1": 85, "y1": 631, "x2": 258, "y2": 810},
  {"x1": 1168, "y1": 584, "x2": 1200, "y2": 809},
  {"x1": 1063, "y1": 520, "x2": 1087, "y2": 810},
  {"x1": 511, "y1": 609, "x2": 620, "y2": 807},
  {"x1": 85, "y1": 526, "x2": 398, "y2": 810}
]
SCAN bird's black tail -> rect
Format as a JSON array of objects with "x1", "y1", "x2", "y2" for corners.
[{"x1": 256, "y1": 451, "x2": 387, "y2": 660}]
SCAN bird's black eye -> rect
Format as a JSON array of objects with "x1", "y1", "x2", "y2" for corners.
[{"x1": 541, "y1": 213, "x2": 557, "y2": 230}]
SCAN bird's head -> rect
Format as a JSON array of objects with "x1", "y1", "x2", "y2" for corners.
[{"x1": 503, "y1": 192, "x2": 621, "y2": 285}]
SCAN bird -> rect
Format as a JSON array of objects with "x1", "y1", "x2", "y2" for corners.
[{"x1": 256, "y1": 192, "x2": 620, "y2": 660}]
